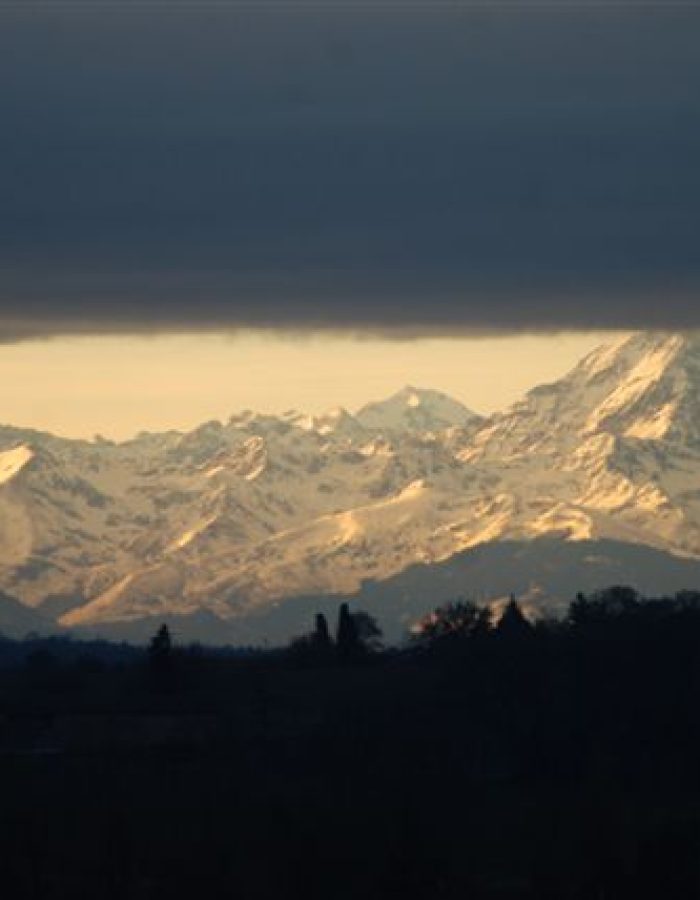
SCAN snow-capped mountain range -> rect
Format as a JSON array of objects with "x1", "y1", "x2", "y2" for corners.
[{"x1": 2, "y1": 332, "x2": 700, "y2": 641}]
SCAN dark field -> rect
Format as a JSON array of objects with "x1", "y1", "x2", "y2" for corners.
[{"x1": 1, "y1": 591, "x2": 700, "y2": 899}]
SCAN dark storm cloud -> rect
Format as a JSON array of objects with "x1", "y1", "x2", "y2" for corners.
[{"x1": 1, "y1": 2, "x2": 699, "y2": 339}]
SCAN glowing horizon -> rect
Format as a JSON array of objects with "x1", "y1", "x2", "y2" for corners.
[{"x1": 0, "y1": 330, "x2": 621, "y2": 441}]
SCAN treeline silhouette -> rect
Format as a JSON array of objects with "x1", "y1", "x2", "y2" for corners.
[{"x1": 1, "y1": 586, "x2": 700, "y2": 898}]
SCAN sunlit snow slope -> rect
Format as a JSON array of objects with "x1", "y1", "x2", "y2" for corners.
[{"x1": 2, "y1": 332, "x2": 700, "y2": 636}]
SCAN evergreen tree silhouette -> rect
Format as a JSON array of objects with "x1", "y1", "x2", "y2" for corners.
[
  {"x1": 336, "y1": 602, "x2": 359, "y2": 660},
  {"x1": 313, "y1": 613, "x2": 332, "y2": 649},
  {"x1": 148, "y1": 623, "x2": 172, "y2": 672},
  {"x1": 496, "y1": 595, "x2": 533, "y2": 637}
]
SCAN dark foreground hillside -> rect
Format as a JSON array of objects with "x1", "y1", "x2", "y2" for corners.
[{"x1": 1, "y1": 589, "x2": 700, "y2": 899}]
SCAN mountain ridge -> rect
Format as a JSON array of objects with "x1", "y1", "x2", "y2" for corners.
[{"x1": 3, "y1": 332, "x2": 700, "y2": 639}]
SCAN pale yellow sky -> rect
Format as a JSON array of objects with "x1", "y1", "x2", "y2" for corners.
[{"x1": 0, "y1": 331, "x2": 622, "y2": 441}]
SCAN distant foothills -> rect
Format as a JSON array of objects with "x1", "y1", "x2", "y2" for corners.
[{"x1": 3, "y1": 331, "x2": 700, "y2": 644}]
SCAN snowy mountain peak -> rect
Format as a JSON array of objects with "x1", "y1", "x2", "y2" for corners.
[
  {"x1": 466, "y1": 331, "x2": 700, "y2": 462},
  {"x1": 315, "y1": 407, "x2": 366, "y2": 438},
  {"x1": 573, "y1": 331, "x2": 700, "y2": 444},
  {"x1": 356, "y1": 386, "x2": 480, "y2": 433}
]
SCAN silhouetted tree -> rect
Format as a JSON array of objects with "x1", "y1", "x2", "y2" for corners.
[
  {"x1": 414, "y1": 599, "x2": 490, "y2": 644},
  {"x1": 351, "y1": 610, "x2": 383, "y2": 653},
  {"x1": 596, "y1": 585, "x2": 639, "y2": 614},
  {"x1": 568, "y1": 591, "x2": 593, "y2": 627},
  {"x1": 496, "y1": 595, "x2": 533, "y2": 638},
  {"x1": 313, "y1": 613, "x2": 332, "y2": 649},
  {"x1": 675, "y1": 589, "x2": 700, "y2": 612},
  {"x1": 287, "y1": 613, "x2": 334, "y2": 665},
  {"x1": 568, "y1": 586, "x2": 640, "y2": 627},
  {"x1": 336, "y1": 602, "x2": 360, "y2": 659},
  {"x1": 148, "y1": 623, "x2": 172, "y2": 672}
]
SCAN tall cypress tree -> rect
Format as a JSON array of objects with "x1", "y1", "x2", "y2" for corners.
[
  {"x1": 336, "y1": 602, "x2": 359, "y2": 659},
  {"x1": 313, "y1": 612, "x2": 332, "y2": 648}
]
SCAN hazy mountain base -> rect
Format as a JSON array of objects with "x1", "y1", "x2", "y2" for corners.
[
  {"x1": 78, "y1": 538, "x2": 700, "y2": 646},
  {"x1": 0, "y1": 590, "x2": 58, "y2": 639}
]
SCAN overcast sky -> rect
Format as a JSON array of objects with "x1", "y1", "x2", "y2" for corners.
[
  {"x1": 0, "y1": 4, "x2": 695, "y2": 437},
  {"x1": 1, "y1": 2, "x2": 699, "y2": 339}
]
